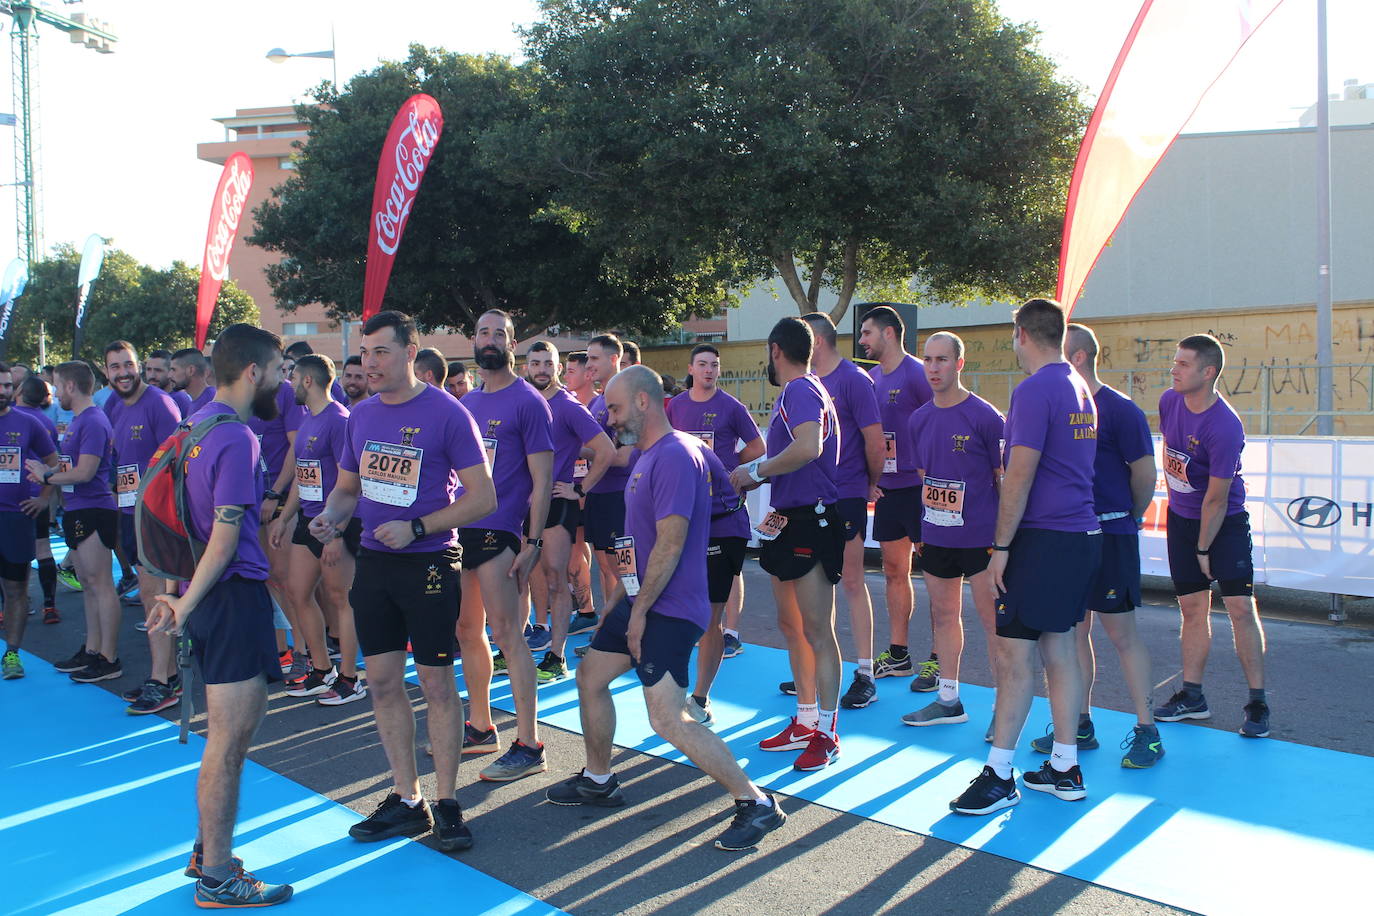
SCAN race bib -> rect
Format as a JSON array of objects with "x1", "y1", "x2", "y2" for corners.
[
  {"x1": 614, "y1": 535, "x2": 640, "y2": 596},
  {"x1": 116, "y1": 463, "x2": 140, "y2": 508},
  {"x1": 883, "y1": 432, "x2": 897, "y2": 475},
  {"x1": 922, "y1": 476, "x2": 966, "y2": 527},
  {"x1": 482, "y1": 437, "x2": 498, "y2": 469},
  {"x1": 56, "y1": 421, "x2": 68, "y2": 441},
  {"x1": 360, "y1": 440, "x2": 422, "y2": 507},
  {"x1": 0, "y1": 446, "x2": 20, "y2": 484},
  {"x1": 693, "y1": 430, "x2": 716, "y2": 452},
  {"x1": 1164, "y1": 447, "x2": 1196, "y2": 494},
  {"x1": 573, "y1": 457, "x2": 589, "y2": 479},
  {"x1": 296, "y1": 459, "x2": 323, "y2": 502},
  {"x1": 59, "y1": 455, "x2": 73, "y2": 493},
  {"x1": 754, "y1": 510, "x2": 788, "y2": 542}
]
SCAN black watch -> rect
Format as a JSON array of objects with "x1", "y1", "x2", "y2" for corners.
[
  {"x1": 573, "y1": 482, "x2": 585, "y2": 497},
  {"x1": 42, "y1": 468, "x2": 55, "y2": 483},
  {"x1": 264, "y1": 489, "x2": 283, "y2": 502},
  {"x1": 526, "y1": 537, "x2": 544, "y2": 550},
  {"x1": 992, "y1": 544, "x2": 1011, "y2": 552},
  {"x1": 411, "y1": 518, "x2": 427, "y2": 540}
]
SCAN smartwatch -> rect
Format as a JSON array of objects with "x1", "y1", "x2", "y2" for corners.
[
  {"x1": 992, "y1": 544, "x2": 1011, "y2": 552},
  {"x1": 411, "y1": 518, "x2": 427, "y2": 540},
  {"x1": 526, "y1": 537, "x2": 544, "y2": 550},
  {"x1": 573, "y1": 482, "x2": 585, "y2": 497},
  {"x1": 42, "y1": 468, "x2": 55, "y2": 483},
  {"x1": 746, "y1": 459, "x2": 767, "y2": 483},
  {"x1": 264, "y1": 489, "x2": 283, "y2": 503}
]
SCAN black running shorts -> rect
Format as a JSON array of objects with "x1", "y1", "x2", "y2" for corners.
[
  {"x1": 920, "y1": 543, "x2": 991, "y2": 580},
  {"x1": 0, "y1": 510, "x2": 34, "y2": 580},
  {"x1": 583, "y1": 490, "x2": 627, "y2": 552},
  {"x1": 872, "y1": 485, "x2": 922, "y2": 543},
  {"x1": 544, "y1": 497, "x2": 581, "y2": 537},
  {"x1": 758, "y1": 503, "x2": 843, "y2": 584},
  {"x1": 458, "y1": 527, "x2": 520, "y2": 570},
  {"x1": 63, "y1": 507, "x2": 118, "y2": 552},
  {"x1": 1166, "y1": 509, "x2": 1254, "y2": 598},
  {"x1": 706, "y1": 536, "x2": 747, "y2": 604},
  {"x1": 350, "y1": 547, "x2": 461, "y2": 666},
  {"x1": 833, "y1": 496, "x2": 869, "y2": 544}
]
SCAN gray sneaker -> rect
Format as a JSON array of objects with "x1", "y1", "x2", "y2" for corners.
[
  {"x1": 546, "y1": 771, "x2": 626, "y2": 807},
  {"x1": 479, "y1": 740, "x2": 547, "y2": 782},
  {"x1": 1029, "y1": 720, "x2": 1099, "y2": 753},
  {"x1": 901, "y1": 699, "x2": 968, "y2": 727}
]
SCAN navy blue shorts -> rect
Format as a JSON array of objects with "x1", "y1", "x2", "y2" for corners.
[
  {"x1": 996, "y1": 528, "x2": 1102, "y2": 640},
  {"x1": 590, "y1": 596, "x2": 704, "y2": 689},
  {"x1": 583, "y1": 490, "x2": 626, "y2": 552},
  {"x1": 183, "y1": 576, "x2": 282, "y2": 685},
  {"x1": 119, "y1": 510, "x2": 139, "y2": 567},
  {"x1": 1166, "y1": 510, "x2": 1254, "y2": 598},
  {"x1": 834, "y1": 497, "x2": 869, "y2": 543},
  {"x1": 0, "y1": 510, "x2": 34, "y2": 580},
  {"x1": 872, "y1": 485, "x2": 921, "y2": 543},
  {"x1": 1088, "y1": 532, "x2": 1142, "y2": 612}
]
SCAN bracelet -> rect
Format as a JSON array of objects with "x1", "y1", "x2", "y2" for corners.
[
  {"x1": 992, "y1": 544, "x2": 1011, "y2": 552},
  {"x1": 1196, "y1": 547, "x2": 1211, "y2": 555}
]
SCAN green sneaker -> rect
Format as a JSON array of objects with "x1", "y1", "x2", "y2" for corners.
[
  {"x1": 2, "y1": 650, "x2": 23, "y2": 680},
  {"x1": 1029, "y1": 720, "x2": 1099, "y2": 754},
  {"x1": 911, "y1": 654, "x2": 940, "y2": 692},
  {"x1": 536, "y1": 651, "x2": 568, "y2": 684},
  {"x1": 57, "y1": 566, "x2": 82, "y2": 592},
  {"x1": 1121, "y1": 725, "x2": 1165, "y2": 768},
  {"x1": 492, "y1": 652, "x2": 508, "y2": 676}
]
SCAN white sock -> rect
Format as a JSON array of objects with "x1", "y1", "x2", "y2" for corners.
[
  {"x1": 1050, "y1": 742, "x2": 1078, "y2": 773},
  {"x1": 723, "y1": 628, "x2": 739, "y2": 640},
  {"x1": 740, "y1": 792, "x2": 772, "y2": 807},
  {"x1": 987, "y1": 746, "x2": 1015, "y2": 780},
  {"x1": 819, "y1": 708, "x2": 837, "y2": 737},
  {"x1": 796, "y1": 703, "x2": 819, "y2": 729},
  {"x1": 400, "y1": 794, "x2": 424, "y2": 808},
  {"x1": 857, "y1": 658, "x2": 873, "y2": 679},
  {"x1": 938, "y1": 677, "x2": 959, "y2": 704},
  {"x1": 582, "y1": 768, "x2": 612, "y2": 785}
]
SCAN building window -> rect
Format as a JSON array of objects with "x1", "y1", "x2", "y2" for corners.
[
  {"x1": 283, "y1": 322, "x2": 318, "y2": 336},
  {"x1": 279, "y1": 157, "x2": 297, "y2": 170}
]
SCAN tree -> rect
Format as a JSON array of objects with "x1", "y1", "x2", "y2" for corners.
[
  {"x1": 4, "y1": 243, "x2": 259, "y2": 367},
  {"x1": 509, "y1": 0, "x2": 1089, "y2": 324},
  {"x1": 250, "y1": 46, "x2": 725, "y2": 339}
]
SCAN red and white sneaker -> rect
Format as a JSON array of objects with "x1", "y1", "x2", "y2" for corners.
[
  {"x1": 759, "y1": 717, "x2": 817, "y2": 752},
  {"x1": 793, "y1": 731, "x2": 840, "y2": 771}
]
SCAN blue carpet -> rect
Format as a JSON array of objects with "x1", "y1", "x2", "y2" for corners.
[
  {"x1": 1, "y1": 651, "x2": 563, "y2": 916},
  {"x1": 436, "y1": 639, "x2": 1369, "y2": 915}
]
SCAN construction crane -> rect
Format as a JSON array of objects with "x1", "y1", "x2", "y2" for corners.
[{"x1": 1, "y1": 1, "x2": 116, "y2": 267}]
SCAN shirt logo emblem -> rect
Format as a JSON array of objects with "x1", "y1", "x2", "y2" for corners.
[
  {"x1": 400, "y1": 426, "x2": 421, "y2": 447},
  {"x1": 888, "y1": 389, "x2": 899, "y2": 405},
  {"x1": 1187, "y1": 434, "x2": 1200, "y2": 454},
  {"x1": 424, "y1": 565, "x2": 442, "y2": 594},
  {"x1": 485, "y1": 419, "x2": 502, "y2": 438},
  {"x1": 130, "y1": 424, "x2": 144, "y2": 441},
  {"x1": 951, "y1": 434, "x2": 970, "y2": 453}
]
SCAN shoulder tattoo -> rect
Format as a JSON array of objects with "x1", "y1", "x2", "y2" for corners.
[{"x1": 213, "y1": 505, "x2": 246, "y2": 527}]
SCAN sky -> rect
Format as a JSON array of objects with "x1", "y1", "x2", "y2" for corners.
[{"x1": 3, "y1": 0, "x2": 1371, "y2": 270}]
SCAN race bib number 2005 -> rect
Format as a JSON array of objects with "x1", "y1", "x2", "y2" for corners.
[
  {"x1": 116, "y1": 463, "x2": 140, "y2": 508},
  {"x1": 360, "y1": 440, "x2": 422, "y2": 507}
]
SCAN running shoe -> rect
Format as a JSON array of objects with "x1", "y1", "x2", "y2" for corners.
[
  {"x1": 285, "y1": 666, "x2": 338, "y2": 698},
  {"x1": 326, "y1": 634, "x2": 343, "y2": 663},
  {"x1": 722, "y1": 633, "x2": 743, "y2": 658},
  {"x1": 193, "y1": 868, "x2": 293, "y2": 908},
  {"x1": 1022, "y1": 761, "x2": 1087, "y2": 801},
  {"x1": 546, "y1": 771, "x2": 627, "y2": 807},
  {"x1": 526, "y1": 625, "x2": 552, "y2": 653},
  {"x1": 492, "y1": 652, "x2": 508, "y2": 676},
  {"x1": 123, "y1": 678, "x2": 157, "y2": 702},
  {"x1": 840, "y1": 672, "x2": 877, "y2": 709},
  {"x1": 70, "y1": 655, "x2": 122, "y2": 683},
  {"x1": 317, "y1": 675, "x2": 368, "y2": 706},
  {"x1": 1121, "y1": 725, "x2": 1165, "y2": 768},
  {"x1": 911, "y1": 654, "x2": 940, "y2": 692},
  {"x1": 127, "y1": 680, "x2": 180, "y2": 715},
  {"x1": 479, "y1": 740, "x2": 547, "y2": 782},
  {"x1": 688, "y1": 695, "x2": 714, "y2": 726},
  {"x1": 758, "y1": 717, "x2": 815, "y2": 752},
  {"x1": 121, "y1": 590, "x2": 143, "y2": 607},
  {"x1": 778, "y1": 680, "x2": 797, "y2": 696},
  {"x1": 1239, "y1": 700, "x2": 1271, "y2": 738},
  {"x1": 902, "y1": 699, "x2": 968, "y2": 727},
  {"x1": 872, "y1": 650, "x2": 914, "y2": 679},
  {"x1": 277, "y1": 649, "x2": 295, "y2": 677},
  {"x1": 536, "y1": 652, "x2": 568, "y2": 684},
  {"x1": 115, "y1": 572, "x2": 138, "y2": 597},
  {"x1": 348, "y1": 793, "x2": 432, "y2": 841},
  {"x1": 42, "y1": 606, "x2": 59, "y2": 625},
  {"x1": 183, "y1": 850, "x2": 242, "y2": 879},
  {"x1": 462, "y1": 721, "x2": 501, "y2": 755},
  {"x1": 949, "y1": 766, "x2": 1020, "y2": 816},
  {"x1": 1153, "y1": 689, "x2": 1210, "y2": 722},
  {"x1": 57, "y1": 566, "x2": 82, "y2": 591},
  {"x1": 54, "y1": 644, "x2": 97, "y2": 673},
  {"x1": 431, "y1": 798, "x2": 474, "y2": 852},
  {"x1": 1029, "y1": 720, "x2": 1099, "y2": 754},
  {"x1": 2, "y1": 649, "x2": 23, "y2": 680},
  {"x1": 793, "y1": 731, "x2": 840, "y2": 771},
  {"x1": 714, "y1": 795, "x2": 786, "y2": 851},
  {"x1": 567, "y1": 612, "x2": 598, "y2": 635}
]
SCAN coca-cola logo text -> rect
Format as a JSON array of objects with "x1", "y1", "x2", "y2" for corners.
[
  {"x1": 374, "y1": 107, "x2": 441, "y2": 256},
  {"x1": 205, "y1": 159, "x2": 253, "y2": 281}
]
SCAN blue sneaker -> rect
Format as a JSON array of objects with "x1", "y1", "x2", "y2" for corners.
[
  {"x1": 1153, "y1": 690, "x2": 1210, "y2": 722},
  {"x1": 479, "y1": 740, "x2": 547, "y2": 782},
  {"x1": 1029, "y1": 720, "x2": 1099, "y2": 753},
  {"x1": 526, "y1": 625, "x2": 552, "y2": 652},
  {"x1": 1120, "y1": 725, "x2": 1165, "y2": 768},
  {"x1": 1239, "y1": 700, "x2": 1270, "y2": 738},
  {"x1": 193, "y1": 868, "x2": 292, "y2": 908}
]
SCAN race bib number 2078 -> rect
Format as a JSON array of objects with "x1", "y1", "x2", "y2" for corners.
[{"x1": 360, "y1": 440, "x2": 423, "y2": 507}]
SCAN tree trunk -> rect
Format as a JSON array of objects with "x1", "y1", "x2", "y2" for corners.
[
  {"x1": 826, "y1": 238, "x2": 860, "y2": 326},
  {"x1": 770, "y1": 249, "x2": 813, "y2": 315}
]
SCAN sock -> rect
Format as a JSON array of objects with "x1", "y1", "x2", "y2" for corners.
[
  {"x1": 37, "y1": 558, "x2": 56, "y2": 605},
  {"x1": 928, "y1": 652, "x2": 939, "y2": 662},
  {"x1": 858, "y1": 658, "x2": 873, "y2": 679},
  {"x1": 888, "y1": 644, "x2": 909, "y2": 661},
  {"x1": 752, "y1": 794, "x2": 773, "y2": 807},
  {"x1": 1050, "y1": 741, "x2": 1078, "y2": 773},
  {"x1": 938, "y1": 678, "x2": 959, "y2": 704},
  {"x1": 200, "y1": 861, "x2": 233, "y2": 887},
  {"x1": 819, "y1": 707, "x2": 837, "y2": 737},
  {"x1": 1078, "y1": 713, "x2": 1092, "y2": 728},
  {"x1": 987, "y1": 746, "x2": 1015, "y2": 780},
  {"x1": 1249, "y1": 687, "x2": 1267, "y2": 703},
  {"x1": 796, "y1": 703, "x2": 819, "y2": 729},
  {"x1": 534, "y1": 623, "x2": 548, "y2": 633},
  {"x1": 723, "y1": 628, "x2": 739, "y2": 640},
  {"x1": 400, "y1": 794, "x2": 423, "y2": 808},
  {"x1": 692, "y1": 694, "x2": 709, "y2": 707},
  {"x1": 1182, "y1": 680, "x2": 1203, "y2": 698},
  {"x1": 582, "y1": 768, "x2": 611, "y2": 785}
]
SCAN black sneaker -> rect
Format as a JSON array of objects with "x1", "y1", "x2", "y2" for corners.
[
  {"x1": 1022, "y1": 761, "x2": 1087, "y2": 801},
  {"x1": 567, "y1": 612, "x2": 598, "y2": 635},
  {"x1": 461, "y1": 721, "x2": 501, "y2": 756},
  {"x1": 70, "y1": 656, "x2": 122, "y2": 683},
  {"x1": 348, "y1": 793, "x2": 433, "y2": 841},
  {"x1": 115, "y1": 572, "x2": 138, "y2": 597},
  {"x1": 949, "y1": 766, "x2": 1020, "y2": 816},
  {"x1": 54, "y1": 645, "x2": 98, "y2": 674},
  {"x1": 127, "y1": 680, "x2": 180, "y2": 715},
  {"x1": 285, "y1": 666, "x2": 338, "y2": 698},
  {"x1": 840, "y1": 671, "x2": 877, "y2": 709},
  {"x1": 123, "y1": 678, "x2": 158, "y2": 702},
  {"x1": 431, "y1": 799, "x2": 474, "y2": 852},
  {"x1": 1239, "y1": 700, "x2": 1271, "y2": 738},
  {"x1": 714, "y1": 795, "x2": 787, "y2": 851},
  {"x1": 779, "y1": 680, "x2": 797, "y2": 696},
  {"x1": 545, "y1": 771, "x2": 627, "y2": 807}
]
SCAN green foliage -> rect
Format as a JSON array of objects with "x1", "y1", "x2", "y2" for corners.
[{"x1": 2, "y1": 242, "x2": 259, "y2": 367}]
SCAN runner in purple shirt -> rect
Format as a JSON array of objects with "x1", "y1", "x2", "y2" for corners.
[
  {"x1": 583, "y1": 334, "x2": 639, "y2": 622},
  {"x1": 456, "y1": 310, "x2": 553, "y2": 784},
  {"x1": 340, "y1": 355, "x2": 368, "y2": 406},
  {"x1": 1155, "y1": 333, "x2": 1269, "y2": 739},
  {"x1": 141, "y1": 349, "x2": 193, "y2": 418},
  {"x1": 729, "y1": 317, "x2": 844, "y2": 773},
  {"x1": 13, "y1": 378, "x2": 61, "y2": 620},
  {"x1": 546, "y1": 366, "x2": 786, "y2": 852},
  {"x1": 313, "y1": 310, "x2": 495, "y2": 852},
  {"x1": 858, "y1": 306, "x2": 936, "y2": 686},
  {"x1": 803, "y1": 312, "x2": 886, "y2": 709},
  {"x1": 171, "y1": 347, "x2": 217, "y2": 417}
]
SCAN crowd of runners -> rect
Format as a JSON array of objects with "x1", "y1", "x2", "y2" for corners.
[{"x1": 0, "y1": 298, "x2": 1271, "y2": 907}]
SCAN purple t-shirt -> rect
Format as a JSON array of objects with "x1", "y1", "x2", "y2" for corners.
[
  {"x1": 588, "y1": 392, "x2": 637, "y2": 494},
  {"x1": 294, "y1": 400, "x2": 350, "y2": 517},
  {"x1": 547, "y1": 387, "x2": 605, "y2": 485},
  {"x1": 461, "y1": 379, "x2": 554, "y2": 536},
  {"x1": 766, "y1": 375, "x2": 839, "y2": 510},
  {"x1": 0, "y1": 408, "x2": 56, "y2": 512},
  {"x1": 187, "y1": 386, "x2": 217, "y2": 415},
  {"x1": 183, "y1": 402, "x2": 269, "y2": 582},
  {"x1": 869, "y1": 354, "x2": 933, "y2": 489},
  {"x1": 820, "y1": 358, "x2": 882, "y2": 499},
  {"x1": 1158, "y1": 387, "x2": 1246, "y2": 519},
  {"x1": 60, "y1": 405, "x2": 116, "y2": 511},
  {"x1": 908, "y1": 393, "x2": 1004, "y2": 548},
  {"x1": 698, "y1": 442, "x2": 750, "y2": 540},
  {"x1": 624, "y1": 431, "x2": 711, "y2": 629},
  {"x1": 247, "y1": 382, "x2": 306, "y2": 484},
  {"x1": 169, "y1": 388, "x2": 193, "y2": 419},
  {"x1": 14, "y1": 405, "x2": 58, "y2": 500},
  {"x1": 666, "y1": 388, "x2": 761, "y2": 472},
  {"x1": 340, "y1": 384, "x2": 487, "y2": 552},
  {"x1": 1093, "y1": 385, "x2": 1154, "y2": 535},
  {"x1": 1003, "y1": 362, "x2": 1098, "y2": 533},
  {"x1": 108, "y1": 385, "x2": 182, "y2": 515}
]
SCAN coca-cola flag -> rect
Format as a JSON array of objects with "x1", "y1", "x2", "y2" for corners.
[
  {"x1": 362, "y1": 94, "x2": 444, "y2": 322},
  {"x1": 72, "y1": 233, "x2": 105, "y2": 356},
  {"x1": 196, "y1": 152, "x2": 254, "y2": 349},
  {"x1": 0, "y1": 257, "x2": 30, "y2": 360}
]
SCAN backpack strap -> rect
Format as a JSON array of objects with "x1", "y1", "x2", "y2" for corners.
[{"x1": 178, "y1": 630, "x2": 195, "y2": 744}]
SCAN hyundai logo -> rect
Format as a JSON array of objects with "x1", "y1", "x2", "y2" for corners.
[{"x1": 1286, "y1": 496, "x2": 1341, "y2": 529}]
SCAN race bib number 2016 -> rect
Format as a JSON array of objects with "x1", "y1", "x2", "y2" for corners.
[
  {"x1": 922, "y1": 476, "x2": 966, "y2": 527},
  {"x1": 0, "y1": 446, "x2": 20, "y2": 484},
  {"x1": 360, "y1": 440, "x2": 422, "y2": 507}
]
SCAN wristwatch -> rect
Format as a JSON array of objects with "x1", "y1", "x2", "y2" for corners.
[
  {"x1": 573, "y1": 482, "x2": 585, "y2": 497},
  {"x1": 746, "y1": 458, "x2": 767, "y2": 483},
  {"x1": 264, "y1": 489, "x2": 283, "y2": 502},
  {"x1": 42, "y1": 468, "x2": 55, "y2": 483},
  {"x1": 411, "y1": 518, "x2": 427, "y2": 540},
  {"x1": 992, "y1": 544, "x2": 1011, "y2": 552},
  {"x1": 526, "y1": 537, "x2": 544, "y2": 550}
]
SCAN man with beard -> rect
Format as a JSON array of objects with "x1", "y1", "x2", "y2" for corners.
[
  {"x1": 444, "y1": 361, "x2": 471, "y2": 400},
  {"x1": 524, "y1": 341, "x2": 615, "y2": 676},
  {"x1": 545, "y1": 366, "x2": 786, "y2": 852},
  {"x1": 557, "y1": 350, "x2": 598, "y2": 631},
  {"x1": 104, "y1": 340, "x2": 185, "y2": 714},
  {"x1": 457, "y1": 310, "x2": 554, "y2": 781},
  {"x1": 170, "y1": 348, "x2": 217, "y2": 415},
  {"x1": 145, "y1": 324, "x2": 294, "y2": 908},
  {"x1": 0, "y1": 362, "x2": 58, "y2": 680},
  {"x1": 583, "y1": 335, "x2": 638, "y2": 620},
  {"x1": 312, "y1": 310, "x2": 494, "y2": 851},
  {"x1": 341, "y1": 355, "x2": 368, "y2": 406},
  {"x1": 145, "y1": 348, "x2": 193, "y2": 418},
  {"x1": 15, "y1": 375, "x2": 61, "y2": 624},
  {"x1": 729, "y1": 317, "x2": 844, "y2": 771},
  {"x1": 415, "y1": 348, "x2": 447, "y2": 389}
]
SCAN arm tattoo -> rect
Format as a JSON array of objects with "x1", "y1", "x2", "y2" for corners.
[{"x1": 213, "y1": 505, "x2": 246, "y2": 527}]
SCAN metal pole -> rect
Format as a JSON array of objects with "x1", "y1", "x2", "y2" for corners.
[{"x1": 1315, "y1": 0, "x2": 1334, "y2": 436}]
